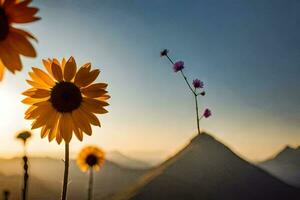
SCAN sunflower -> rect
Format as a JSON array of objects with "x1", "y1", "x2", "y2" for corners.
[
  {"x1": 22, "y1": 57, "x2": 110, "y2": 144},
  {"x1": 77, "y1": 146, "x2": 105, "y2": 172},
  {"x1": 0, "y1": 0, "x2": 40, "y2": 80}
]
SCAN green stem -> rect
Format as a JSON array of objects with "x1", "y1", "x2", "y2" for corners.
[
  {"x1": 194, "y1": 94, "x2": 201, "y2": 135},
  {"x1": 61, "y1": 143, "x2": 69, "y2": 200},
  {"x1": 87, "y1": 168, "x2": 94, "y2": 200},
  {"x1": 164, "y1": 53, "x2": 200, "y2": 134}
]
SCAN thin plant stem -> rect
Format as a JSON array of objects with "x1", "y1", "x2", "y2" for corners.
[
  {"x1": 87, "y1": 168, "x2": 94, "y2": 200},
  {"x1": 165, "y1": 55, "x2": 174, "y2": 65},
  {"x1": 194, "y1": 94, "x2": 201, "y2": 135},
  {"x1": 61, "y1": 142, "x2": 70, "y2": 200},
  {"x1": 22, "y1": 142, "x2": 29, "y2": 200},
  {"x1": 164, "y1": 53, "x2": 201, "y2": 134},
  {"x1": 180, "y1": 70, "x2": 196, "y2": 95},
  {"x1": 3, "y1": 190, "x2": 10, "y2": 200}
]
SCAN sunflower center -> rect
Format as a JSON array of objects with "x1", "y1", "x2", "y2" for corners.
[
  {"x1": 50, "y1": 81, "x2": 82, "y2": 113},
  {"x1": 85, "y1": 154, "x2": 98, "y2": 167},
  {"x1": 0, "y1": 7, "x2": 9, "y2": 41}
]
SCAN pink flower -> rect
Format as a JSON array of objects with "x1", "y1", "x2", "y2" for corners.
[
  {"x1": 160, "y1": 49, "x2": 169, "y2": 57},
  {"x1": 173, "y1": 61, "x2": 184, "y2": 72},
  {"x1": 203, "y1": 108, "x2": 211, "y2": 118},
  {"x1": 193, "y1": 79, "x2": 204, "y2": 88}
]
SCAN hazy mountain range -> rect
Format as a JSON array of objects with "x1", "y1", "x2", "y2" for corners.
[
  {"x1": 106, "y1": 151, "x2": 151, "y2": 169},
  {"x1": 113, "y1": 133, "x2": 300, "y2": 200},
  {"x1": 0, "y1": 157, "x2": 148, "y2": 200},
  {"x1": 258, "y1": 145, "x2": 300, "y2": 188},
  {"x1": 0, "y1": 133, "x2": 299, "y2": 200}
]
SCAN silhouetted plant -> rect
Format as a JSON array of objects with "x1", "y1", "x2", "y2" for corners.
[
  {"x1": 16, "y1": 130, "x2": 32, "y2": 200},
  {"x1": 22, "y1": 57, "x2": 110, "y2": 200},
  {"x1": 77, "y1": 146, "x2": 105, "y2": 200},
  {"x1": 3, "y1": 190, "x2": 10, "y2": 200},
  {"x1": 161, "y1": 49, "x2": 211, "y2": 134}
]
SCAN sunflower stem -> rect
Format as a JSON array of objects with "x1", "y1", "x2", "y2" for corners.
[
  {"x1": 87, "y1": 168, "x2": 94, "y2": 200},
  {"x1": 61, "y1": 142, "x2": 69, "y2": 200}
]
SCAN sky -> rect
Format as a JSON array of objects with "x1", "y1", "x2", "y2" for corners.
[{"x1": 0, "y1": 0, "x2": 299, "y2": 162}]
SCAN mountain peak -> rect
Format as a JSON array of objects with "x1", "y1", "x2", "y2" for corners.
[
  {"x1": 272, "y1": 145, "x2": 300, "y2": 163},
  {"x1": 118, "y1": 132, "x2": 300, "y2": 200}
]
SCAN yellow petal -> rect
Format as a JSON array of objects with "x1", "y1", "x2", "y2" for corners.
[
  {"x1": 26, "y1": 80, "x2": 49, "y2": 89},
  {"x1": 74, "y1": 127, "x2": 83, "y2": 141},
  {"x1": 51, "y1": 62, "x2": 63, "y2": 82},
  {"x1": 64, "y1": 56, "x2": 77, "y2": 81},
  {"x1": 82, "y1": 98, "x2": 109, "y2": 114},
  {"x1": 32, "y1": 67, "x2": 55, "y2": 87},
  {"x1": 72, "y1": 109, "x2": 92, "y2": 135},
  {"x1": 29, "y1": 71, "x2": 49, "y2": 87},
  {"x1": 79, "y1": 107, "x2": 101, "y2": 126},
  {"x1": 7, "y1": 30, "x2": 36, "y2": 57},
  {"x1": 81, "y1": 83, "x2": 108, "y2": 98},
  {"x1": 59, "y1": 113, "x2": 73, "y2": 143}
]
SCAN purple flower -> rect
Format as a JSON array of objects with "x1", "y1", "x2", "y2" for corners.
[
  {"x1": 160, "y1": 49, "x2": 169, "y2": 57},
  {"x1": 173, "y1": 61, "x2": 184, "y2": 72},
  {"x1": 193, "y1": 79, "x2": 204, "y2": 88},
  {"x1": 203, "y1": 108, "x2": 212, "y2": 118}
]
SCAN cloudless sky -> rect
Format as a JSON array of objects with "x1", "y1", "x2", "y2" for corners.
[{"x1": 0, "y1": 0, "x2": 299, "y2": 162}]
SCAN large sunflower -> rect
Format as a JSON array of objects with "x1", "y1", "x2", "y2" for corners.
[
  {"x1": 0, "y1": 0, "x2": 40, "y2": 80},
  {"x1": 77, "y1": 146, "x2": 105, "y2": 172},
  {"x1": 22, "y1": 57, "x2": 110, "y2": 144}
]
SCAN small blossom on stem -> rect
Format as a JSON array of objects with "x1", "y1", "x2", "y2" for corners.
[
  {"x1": 193, "y1": 79, "x2": 204, "y2": 89},
  {"x1": 173, "y1": 61, "x2": 184, "y2": 72},
  {"x1": 160, "y1": 49, "x2": 169, "y2": 57},
  {"x1": 203, "y1": 108, "x2": 212, "y2": 118}
]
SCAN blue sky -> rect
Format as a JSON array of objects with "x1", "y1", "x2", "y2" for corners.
[{"x1": 0, "y1": 0, "x2": 299, "y2": 162}]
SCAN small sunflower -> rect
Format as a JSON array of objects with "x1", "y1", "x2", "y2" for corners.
[
  {"x1": 0, "y1": 0, "x2": 40, "y2": 80},
  {"x1": 22, "y1": 57, "x2": 110, "y2": 144},
  {"x1": 77, "y1": 146, "x2": 105, "y2": 172}
]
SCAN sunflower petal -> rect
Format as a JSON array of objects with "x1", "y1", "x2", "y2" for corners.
[
  {"x1": 51, "y1": 62, "x2": 63, "y2": 82},
  {"x1": 72, "y1": 109, "x2": 92, "y2": 135},
  {"x1": 64, "y1": 56, "x2": 77, "y2": 81},
  {"x1": 32, "y1": 67, "x2": 55, "y2": 86},
  {"x1": 81, "y1": 83, "x2": 108, "y2": 98}
]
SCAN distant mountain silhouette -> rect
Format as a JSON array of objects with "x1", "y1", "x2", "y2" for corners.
[
  {"x1": 0, "y1": 157, "x2": 148, "y2": 200},
  {"x1": 107, "y1": 151, "x2": 151, "y2": 169},
  {"x1": 114, "y1": 133, "x2": 300, "y2": 200},
  {"x1": 259, "y1": 145, "x2": 300, "y2": 187}
]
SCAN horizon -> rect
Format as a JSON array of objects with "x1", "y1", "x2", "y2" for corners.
[{"x1": 0, "y1": 0, "x2": 299, "y2": 162}]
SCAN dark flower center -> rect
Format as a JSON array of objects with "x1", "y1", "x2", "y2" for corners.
[
  {"x1": 50, "y1": 82, "x2": 82, "y2": 113},
  {"x1": 85, "y1": 154, "x2": 98, "y2": 167},
  {"x1": 0, "y1": 7, "x2": 9, "y2": 41}
]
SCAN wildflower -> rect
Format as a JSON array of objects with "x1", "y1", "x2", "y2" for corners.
[
  {"x1": 203, "y1": 109, "x2": 212, "y2": 118},
  {"x1": 0, "y1": 0, "x2": 40, "y2": 80},
  {"x1": 193, "y1": 79, "x2": 204, "y2": 89},
  {"x1": 173, "y1": 61, "x2": 184, "y2": 72},
  {"x1": 160, "y1": 49, "x2": 169, "y2": 57}
]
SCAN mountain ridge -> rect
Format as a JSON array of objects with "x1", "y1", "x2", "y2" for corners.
[{"x1": 114, "y1": 132, "x2": 300, "y2": 200}]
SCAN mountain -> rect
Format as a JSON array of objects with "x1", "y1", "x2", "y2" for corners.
[
  {"x1": 0, "y1": 174, "x2": 55, "y2": 200},
  {"x1": 107, "y1": 151, "x2": 151, "y2": 169},
  {"x1": 0, "y1": 157, "x2": 149, "y2": 200},
  {"x1": 114, "y1": 133, "x2": 300, "y2": 200},
  {"x1": 258, "y1": 145, "x2": 300, "y2": 187}
]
